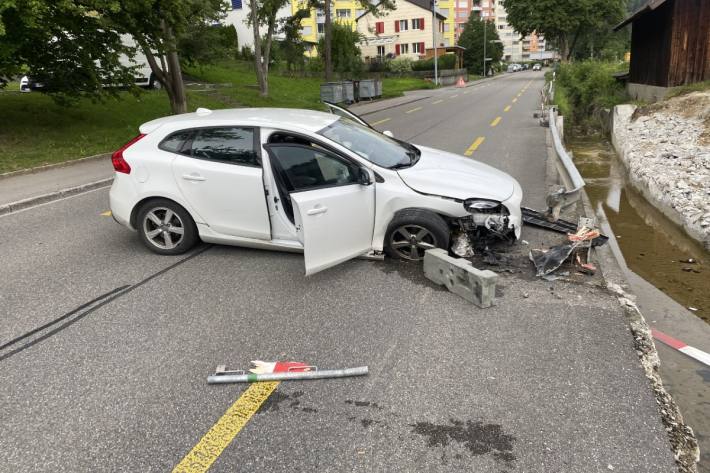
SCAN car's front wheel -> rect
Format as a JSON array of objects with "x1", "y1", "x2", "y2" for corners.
[
  {"x1": 384, "y1": 209, "x2": 450, "y2": 261},
  {"x1": 137, "y1": 199, "x2": 198, "y2": 255}
]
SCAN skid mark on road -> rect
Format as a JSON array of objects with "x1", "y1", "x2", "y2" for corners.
[
  {"x1": 173, "y1": 382, "x2": 280, "y2": 473},
  {"x1": 464, "y1": 137, "x2": 485, "y2": 157}
]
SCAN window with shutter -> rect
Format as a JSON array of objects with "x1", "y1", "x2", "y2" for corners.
[
  {"x1": 420, "y1": 18, "x2": 425, "y2": 30},
  {"x1": 231, "y1": 0, "x2": 242, "y2": 8},
  {"x1": 395, "y1": 44, "x2": 400, "y2": 55},
  {"x1": 394, "y1": 21, "x2": 399, "y2": 32}
]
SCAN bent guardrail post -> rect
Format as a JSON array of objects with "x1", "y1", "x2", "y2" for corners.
[{"x1": 546, "y1": 107, "x2": 586, "y2": 220}]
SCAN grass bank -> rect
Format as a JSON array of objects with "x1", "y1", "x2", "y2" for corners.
[{"x1": 0, "y1": 60, "x2": 433, "y2": 173}]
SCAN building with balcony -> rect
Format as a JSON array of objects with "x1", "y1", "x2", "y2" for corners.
[
  {"x1": 454, "y1": 0, "x2": 496, "y2": 40},
  {"x1": 356, "y1": 0, "x2": 447, "y2": 60}
]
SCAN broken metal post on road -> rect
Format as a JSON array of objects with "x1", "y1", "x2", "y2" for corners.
[{"x1": 423, "y1": 248, "x2": 497, "y2": 308}]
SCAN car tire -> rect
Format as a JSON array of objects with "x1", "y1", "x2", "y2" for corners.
[
  {"x1": 384, "y1": 209, "x2": 450, "y2": 261},
  {"x1": 136, "y1": 199, "x2": 198, "y2": 255}
]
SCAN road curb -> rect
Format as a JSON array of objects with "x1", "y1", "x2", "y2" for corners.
[
  {"x1": 0, "y1": 153, "x2": 110, "y2": 181},
  {"x1": 0, "y1": 178, "x2": 113, "y2": 216}
]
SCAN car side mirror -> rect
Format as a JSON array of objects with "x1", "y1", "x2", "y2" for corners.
[
  {"x1": 358, "y1": 168, "x2": 372, "y2": 186},
  {"x1": 382, "y1": 130, "x2": 394, "y2": 138}
]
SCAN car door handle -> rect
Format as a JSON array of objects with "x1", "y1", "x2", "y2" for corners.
[
  {"x1": 182, "y1": 173, "x2": 206, "y2": 182},
  {"x1": 306, "y1": 206, "x2": 328, "y2": 216}
]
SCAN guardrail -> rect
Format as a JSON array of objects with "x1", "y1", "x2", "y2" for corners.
[{"x1": 543, "y1": 77, "x2": 586, "y2": 220}]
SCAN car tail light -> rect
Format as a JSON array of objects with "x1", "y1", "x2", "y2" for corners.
[{"x1": 111, "y1": 134, "x2": 145, "y2": 174}]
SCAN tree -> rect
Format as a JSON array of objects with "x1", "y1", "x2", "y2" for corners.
[
  {"x1": 317, "y1": 22, "x2": 362, "y2": 76},
  {"x1": 280, "y1": 9, "x2": 310, "y2": 73},
  {"x1": 310, "y1": 0, "x2": 394, "y2": 81},
  {"x1": 502, "y1": 0, "x2": 626, "y2": 61},
  {"x1": 248, "y1": 0, "x2": 289, "y2": 97},
  {"x1": 457, "y1": 17, "x2": 502, "y2": 76},
  {"x1": 179, "y1": 24, "x2": 239, "y2": 66},
  {"x1": 98, "y1": 0, "x2": 226, "y2": 114},
  {"x1": 0, "y1": 1, "x2": 136, "y2": 97},
  {"x1": 0, "y1": 1, "x2": 225, "y2": 114}
]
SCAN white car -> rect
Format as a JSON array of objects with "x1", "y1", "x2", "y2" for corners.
[{"x1": 109, "y1": 104, "x2": 522, "y2": 275}]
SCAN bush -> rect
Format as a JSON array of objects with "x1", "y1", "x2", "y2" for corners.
[
  {"x1": 240, "y1": 46, "x2": 254, "y2": 62},
  {"x1": 367, "y1": 59, "x2": 389, "y2": 73},
  {"x1": 389, "y1": 57, "x2": 413, "y2": 74},
  {"x1": 411, "y1": 54, "x2": 457, "y2": 71},
  {"x1": 555, "y1": 61, "x2": 628, "y2": 131}
]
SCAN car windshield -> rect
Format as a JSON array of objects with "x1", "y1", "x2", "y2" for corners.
[{"x1": 317, "y1": 117, "x2": 419, "y2": 169}]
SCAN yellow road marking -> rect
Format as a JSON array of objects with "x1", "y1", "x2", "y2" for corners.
[
  {"x1": 405, "y1": 106, "x2": 422, "y2": 114},
  {"x1": 463, "y1": 91, "x2": 469, "y2": 94},
  {"x1": 371, "y1": 117, "x2": 391, "y2": 126},
  {"x1": 464, "y1": 136, "x2": 485, "y2": 156},
  {"x1": 100, "y1": 211, "x2": 112, "y2": 217},
  {"x1": 172, "y1": 381, "x2": 280, "y2": 473},
  {"x1": 432, "y1": 99, "x2": 444, "y2": 104},
  {"x1": 490, "y1": 116, "x2": 502, "y2": 127},
  {"x1": 504, "y1": 105, "x2": 511, "y2": 112},
  {"x1": 450, "y1": 94, "x2": 459, "y2": 98},
  {"x1": 512, "y1": 97, "x2": 518, "y2": 103}
]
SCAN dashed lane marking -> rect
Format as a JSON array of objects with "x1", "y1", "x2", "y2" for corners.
[
  {"x1": 405, "y1": 106, "x2": 422, "y2": 114},
  {"x1": 450, "y1": 94, "x2": 459, "y2": 98},
  {"x1": 512, "y1": 98, "x2": 518, "y2": 103},
  {"x1": 464, "y1": 137, "x2": 485, "y2": 157},
  {"x1": 172, "y1": 381, "x2": 280, "y2": 473},
  {"x1": 504, "y1": 105, "x2": 511, "y2": 112},
  {"x1": 371, "y1": 118, "x2": 391, "y2": 126},
  {"x1": 432, "y1": 99, "x2": 444, "y2": 104},
  {"x1": 490, "y1": 116, "x2": 502, "y2": 127},
  {"x1": 100, "y1": 211, "x2": 112, "y2": 217}
]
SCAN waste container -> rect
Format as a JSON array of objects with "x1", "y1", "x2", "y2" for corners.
[
  {"x1": 352, "y1": 80, "x2": 360, "y2": 102},
  {"x1": 320, "y1": 82, "x2": 344, "y2": 103},
  {"x1": 358, "y1": 79, "x2": 376, "y2": 100},
  {"x1": 341, "y1": 81, "x2": 354, "y2": 104},
  {"x1": 374, "y1": 79, "x2": 382, "y2": 97}
]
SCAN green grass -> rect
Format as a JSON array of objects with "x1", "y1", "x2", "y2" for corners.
[
  {"x1": 0, "y1": 89, "x2": 226, "y2": 173},
  {"x1": 185, "y1": 60, "x2": 434, "y2": 108},
  {"x1": 0, "y1": 59, "x2": 434, "y2": 173}
]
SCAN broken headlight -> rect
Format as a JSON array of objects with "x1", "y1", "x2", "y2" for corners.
[{"x1": 464, "y1": 199, "x2": 502, "y2": 213}]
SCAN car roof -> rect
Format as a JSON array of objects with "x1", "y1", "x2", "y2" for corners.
[{"x1": 139, "y1": 107, "x2": 339, "y2": 135}]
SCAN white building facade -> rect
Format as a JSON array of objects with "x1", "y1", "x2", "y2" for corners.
[{"x1": 222, "y1": 0, "x2": 290, "y2": 50}]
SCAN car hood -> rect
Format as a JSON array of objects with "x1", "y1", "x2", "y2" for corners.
[{"x1": 396, "y1": 145, "x2": 518, "y2": 202}]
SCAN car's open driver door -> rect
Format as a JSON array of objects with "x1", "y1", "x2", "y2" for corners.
[{"x1": 264, "y1": 143, "x2": 376, "y2": 275}]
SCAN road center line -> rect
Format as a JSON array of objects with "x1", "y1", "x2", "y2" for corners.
[
  {"x1": 432, "y1": 99, "x2": 444, "y2": 104},
  {"x1": 172, "y1": 381, "x2": 280, "y2": 473},
  {"x1": 504, "y1": 105, "x2": 511, "y2": 112},
  {"x1": 464, "y1": 136, "x2": 485, "y2": 156},
  {"x1": 450, "y1": 94, "x2": 459, "y2": 98},
  {"x1": 405, "y1": 106, "x2": 422, "y2": 114},
  {"x1": 490, "y1": 116, "x2": 502, "y2": 127},
  {"x1": 370, "y1": 117, "x2": 391, "y2": 126},
  {"x1": 512, "y1": 97, "x2": 518, "y2": 103}
]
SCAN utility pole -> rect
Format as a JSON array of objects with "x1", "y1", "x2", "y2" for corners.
[
  {"x1": 432, "y1": 0, "x2": 438, "y2": 86},
  {"x1": 483, "y1": 15, "x2": 487, "y2": 77}
]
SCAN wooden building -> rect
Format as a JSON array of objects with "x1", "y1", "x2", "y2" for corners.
[{"x1": 615, "y1": 0, "x2": 710, "y2": 101}]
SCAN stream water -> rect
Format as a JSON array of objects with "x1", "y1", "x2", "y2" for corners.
[{"x1": 569, "y1": 136, "x2": 708, "y2": 323}]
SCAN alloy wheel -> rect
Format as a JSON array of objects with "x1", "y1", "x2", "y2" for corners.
[
  {"x1": 389, "y1": 224, "x2": 438, "y2": 261},
  {"x1": 142, "y1": 207, "x2": 185, "y2": 250}
]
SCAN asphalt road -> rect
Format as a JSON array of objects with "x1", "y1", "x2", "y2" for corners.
[{"x1": 0, "y1": 71, "x2": 678, "y2": 472}]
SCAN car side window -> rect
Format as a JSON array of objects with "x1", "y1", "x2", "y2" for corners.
[
  {"x1": 159, "y1": 130, "x2": 193, "y2": 155},
  {"x1": 190, "y1": 127, "x2": 259, "y2": 166},
  {"x1": 267, "y1": 145, "x2": 359, "y2": 192}
]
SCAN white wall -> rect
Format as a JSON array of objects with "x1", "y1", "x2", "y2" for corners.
[{"x1": 222, "y1": 0, "x2": 290, "y2": 50}]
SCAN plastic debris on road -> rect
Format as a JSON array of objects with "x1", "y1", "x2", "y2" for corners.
[
  {"x1": 529, "y1": 219, "x2": 605, "y2": 277},
  {"x1": 207, "y1": 360, "x2": 369, "y2": 384}
]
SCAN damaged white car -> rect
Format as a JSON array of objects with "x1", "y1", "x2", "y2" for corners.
[{"x1": 109, "y1": 104, "x2": 522, "y2": 275}]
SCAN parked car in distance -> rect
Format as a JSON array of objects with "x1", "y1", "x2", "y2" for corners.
[
  {"x1": 507, "y1": 64, "x2": 520, "y2": 73},
  {"x1": 109, "y1": 104, "x2": 523, "y2": 275},
  {"x1": 532, "y1": 63, "x2": 542, "y2": 71}
]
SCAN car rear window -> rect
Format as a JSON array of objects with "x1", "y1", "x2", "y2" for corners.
[{"x1": 159, "y1": 130, "x2": 193, "y2": 154}]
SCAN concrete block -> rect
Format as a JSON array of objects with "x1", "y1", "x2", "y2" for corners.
[{"x1": 423, "y1": 249, "x2": 497, "y2": 308}]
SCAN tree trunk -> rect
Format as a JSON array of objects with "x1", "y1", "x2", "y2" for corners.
[
  {"x1": 250, "y1": 0, "x2": 268, "y2": 96},
  {"x1": 324, "y1": 0, "x2": 333, "y2": 81},
  {"x1": 136, "y1": 29, "x2": 187, "y2": 115}
]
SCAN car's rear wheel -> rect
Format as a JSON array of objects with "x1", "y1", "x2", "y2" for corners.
[
  {"x1": 384, "y1": 209, "x2": 450, "y2": 261},
  {"x1": 137, "y1": 199, "x2": 197, "y2": 255}
]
